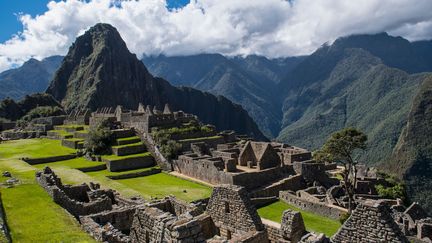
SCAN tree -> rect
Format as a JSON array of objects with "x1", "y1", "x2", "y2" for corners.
[
  {"x1": 321, "y1": 127, "x2": 367, "y2": 213},
  {"x1": 313, "y1": 149, "x2": 335, "y2": 164},
  {"x1": 84, "y1": 119, "x2": 114, "y2": 155}
]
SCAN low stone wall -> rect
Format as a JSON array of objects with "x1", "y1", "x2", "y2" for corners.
[
  {"x1": 170, "y1": 130, "x2": 217, "y2": 141},
  {"x1": 250, "y1": 174, "x2": 305, "y2": 198},
  {"x1": 23, "y1": 154, "x2": 77, "y2": 165},
  {"x1": 112, "y1": 143, "x2": 145, "y2": 156},
  {"x1": 77, "y1": 164, "x2": 107, "y2": 172},
  {"x1": 1, "y1": 130, "x2": 44, "y2": 140},
  {"x1": 105, "y1": 156, "x2": 155, "y2": 172},
  {"x1": 179, "y1": 136, "x2": 225, "y2": 151},
  {"x1": 279, "y1": 191, "x2": 347, "y2": 220},
  {"x1": 33, "y1": 116, "x2": 66, "y2": 126},
  {"x1": 36, "y1": 170, "x2": 113, "y2": 218},
  {"x1": 107, "y1": 168, "x2": 162, "y2": 180},
  {"x1": 61, "y1": 139, "x2": 83, "y2": 149},
  {"x1": 251, "y1": 196, "x2": 278, "y2": 208},
  {"x1": 231, "y1": 166, "x2": 295, "y2": 190},
  {"x1": 0, "y1": 192, "x2": 11, "y2": 243}
]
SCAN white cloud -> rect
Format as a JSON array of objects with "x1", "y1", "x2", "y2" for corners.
[{"x1": 0, "y1": 0, "x2": 431, "y2": 72}]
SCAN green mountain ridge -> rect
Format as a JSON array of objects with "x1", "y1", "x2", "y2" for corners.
[{"x1": 45, "y1": 23, "x2": 266, "y2": 140}]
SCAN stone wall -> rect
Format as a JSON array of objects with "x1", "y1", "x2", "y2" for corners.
[
  {"x1": 0, "y1": 192, "x2": 11, "y2": 243},
  {"x1": 206, "y1": 185, "x2": 264, "y2": 239},
  {"x1": 179, "y1": 136, "x2": 226, "y2": 151},
  {"x1": 111, "y1": 143, "x2": 146, "y2": 156},
  {"x1": 105, "y1": 156, "x2": 155, "y2": 172},
  {"x1": 80, "y1": 207, "x2": 136, "y2": 243},
  {"x1": 36, "y1": 168, "x2": 114, "y2": 218},
  {"x1": 250, "y1": 174, "x2": 305, "y2": 198},
  {"x1": 173, "y1": 155, "x2": 234, "y2": 185},
  {"x1": 23, "y1": 154, "x2": 77, "y2": 165},
  {"x1": 332, "y1": 200, "x2": 409, "y2": 243},
  {"x1": 231, "y1": 166, "x2": 295, "y2": 190},
  {"x1": 280, "y1": 191, "x2": 347, "y2": 220},
  {"x1": 129, "y1": 206, "x2": 209, "y2": 242},
  {"x1": 106, "y1": 168, "x2": 162, "y2": 180}
]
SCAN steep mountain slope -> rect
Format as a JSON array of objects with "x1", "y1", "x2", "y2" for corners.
[
  {"x1": 46, "y1": 23, "x2": 266, "y2": 140},
  {"x1": 277, "y1": 33, "x2": 432, "y2": 165},
  {"x1": 383, "y1": 76, "x2": 432, "y2": 212},
  {"x1": 0, "y1": 56, "x2": 63, "y2": 100},
  {"x1": 143, "y1": 54, "x2": 302, "y2": 138}
]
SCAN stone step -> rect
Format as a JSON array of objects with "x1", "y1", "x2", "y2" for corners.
[
  {"x1": 62, "y1": 138, "x2": 84, "y2": 149},
  {"x1": 111, "y1": 143, "x2": 146, "y2": 156},
  {"x1": 103, "y1": 153, "x2": 155, "y2": 172},
  {"x1": 112, "y1": 129, "x2": 135, "y2": 139},
  {"x1": 116, "y1": 136, "x2": 141, "y2": 146}
]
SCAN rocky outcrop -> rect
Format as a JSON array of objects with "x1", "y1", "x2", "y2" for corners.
[{"x1": 46, "y1": 23, "x2": 266, "y2": 140}]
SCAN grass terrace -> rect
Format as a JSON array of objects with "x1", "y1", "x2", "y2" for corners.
[
  {"x1": 0, "y1": 138, "x2": 75, "y2": 159},
  {"x1": 258, "y1": 200, "x2": 341, "y2": 237},
  {"x1": 102, "y1": 152, "x2": 152, "y2": 161},
  {"x1": 32, "y1": 157, "x2": 105, "y2": 170}
]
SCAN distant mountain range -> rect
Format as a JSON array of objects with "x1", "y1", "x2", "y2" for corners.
[
  {"x1": 2, "y1": 28, "x2": 432, "y2": 211},
  {"x1": 143, "y1": 54, "x2": 304, "y2": 138},
  {"x1": 0, "y1": 56, "x2": 63, "y2": 100}
]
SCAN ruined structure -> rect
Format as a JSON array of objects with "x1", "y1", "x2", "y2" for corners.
[{"x1": 332, "y1": 200, "x2": 409, "y2": 243}]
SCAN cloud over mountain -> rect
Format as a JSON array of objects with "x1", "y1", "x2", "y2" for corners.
[{"x1": 0, "y1": 0, "x2": 431, "y2": 72}]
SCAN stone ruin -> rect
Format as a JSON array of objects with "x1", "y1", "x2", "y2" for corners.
[
  {"x1": 36, "y1": 167, "x2": 331, "y2": 242},
  {"x1": 36, "y1": 167, "x2": 141, "y2": 218},
  {"x1": 332, "y1": 199, "x2": 409, "y2": 243},
  {"x1": 65, "y1": 108, "x2": 91, "y2": 125},
  {"x1": 391, "y1": 202, "x2": 432, "y2": 242}
]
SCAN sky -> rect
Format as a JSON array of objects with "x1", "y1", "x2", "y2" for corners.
[{"x1": 0, "y1": 0, "x2": 431, "y2": 72}]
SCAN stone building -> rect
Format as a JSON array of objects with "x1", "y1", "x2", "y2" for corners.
[
  {"x1": 238, "y1": 141, "x2": 281, "y2": 170},
  {"x1": 332, "y1": 200, "x2": 409, "y2": 243}
]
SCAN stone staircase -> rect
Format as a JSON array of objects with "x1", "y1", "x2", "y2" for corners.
[{"x1": 103, "y1": 129, "x2": 155, "y2": 172}]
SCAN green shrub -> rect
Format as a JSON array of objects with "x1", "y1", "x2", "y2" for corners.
[
  {"x1": 84, "y1": 119, "x2": 114, "y2": 155},
  {"x1": 376, "y1": 183, "x2": 406, "y2": 201}
]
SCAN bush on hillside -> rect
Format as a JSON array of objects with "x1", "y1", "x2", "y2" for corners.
[{"x1": 84, "y1": 119, "x2": 114, "y2": 155}]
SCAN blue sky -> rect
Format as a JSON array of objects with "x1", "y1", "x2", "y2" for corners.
[
  {"x1": 0, "y1": 0, "x2": 190, "y2": 42},
  {"x1": 0, "y1": 0, "x2": 431, "y2": 72}
]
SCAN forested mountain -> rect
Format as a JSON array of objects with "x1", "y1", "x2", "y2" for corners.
[
  {"x1": 45, "y1": 23, "x2": 266, "y2": 140},
  {"x1": 0, "y1": 56, "x2": 63, "y2": 100},
  {"x1": 143, "y1": 54, "x2": 303, "y2": 137}
]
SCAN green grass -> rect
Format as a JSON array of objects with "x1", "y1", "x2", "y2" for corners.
[
  {"x1": 32, "y1": 157, "x2": 105, "y2": 170},
  {"x1": 114, "y1": 173, "x2": 212, "y2": 201},
  {"x1": 86, "y1": 166, "x2": 160, "y2": 177},
  {"x1": 111, "y1": 142, "x2": 143, "y2": 149},
  {"x1": 102, "y1": 152, "x2": 152, "y2": 161},
  {"x1": 257, "y1": 200, "x2": 341, "y2": 237},
  {"x1": 116, "y1": 136, "x2": 140, "y2": 142},
  {"x1": 0, "y1": 139, "x2": 76, "y2": 159},
  {"x1": 178, "y1": 135, "x2": 223, "y2": 142},
  {"x1": 0, "y1": 159, "x2": 96, "y2": 242},
  {"x1": 64, "y1": 138, "x2": 84, "y2": 142},
  {"x1": 55, "y1": 124, "x2": 88, "y2": 130},
  {"x1": 49, "y1": 129, "x2": 74, "y2": 138}
]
